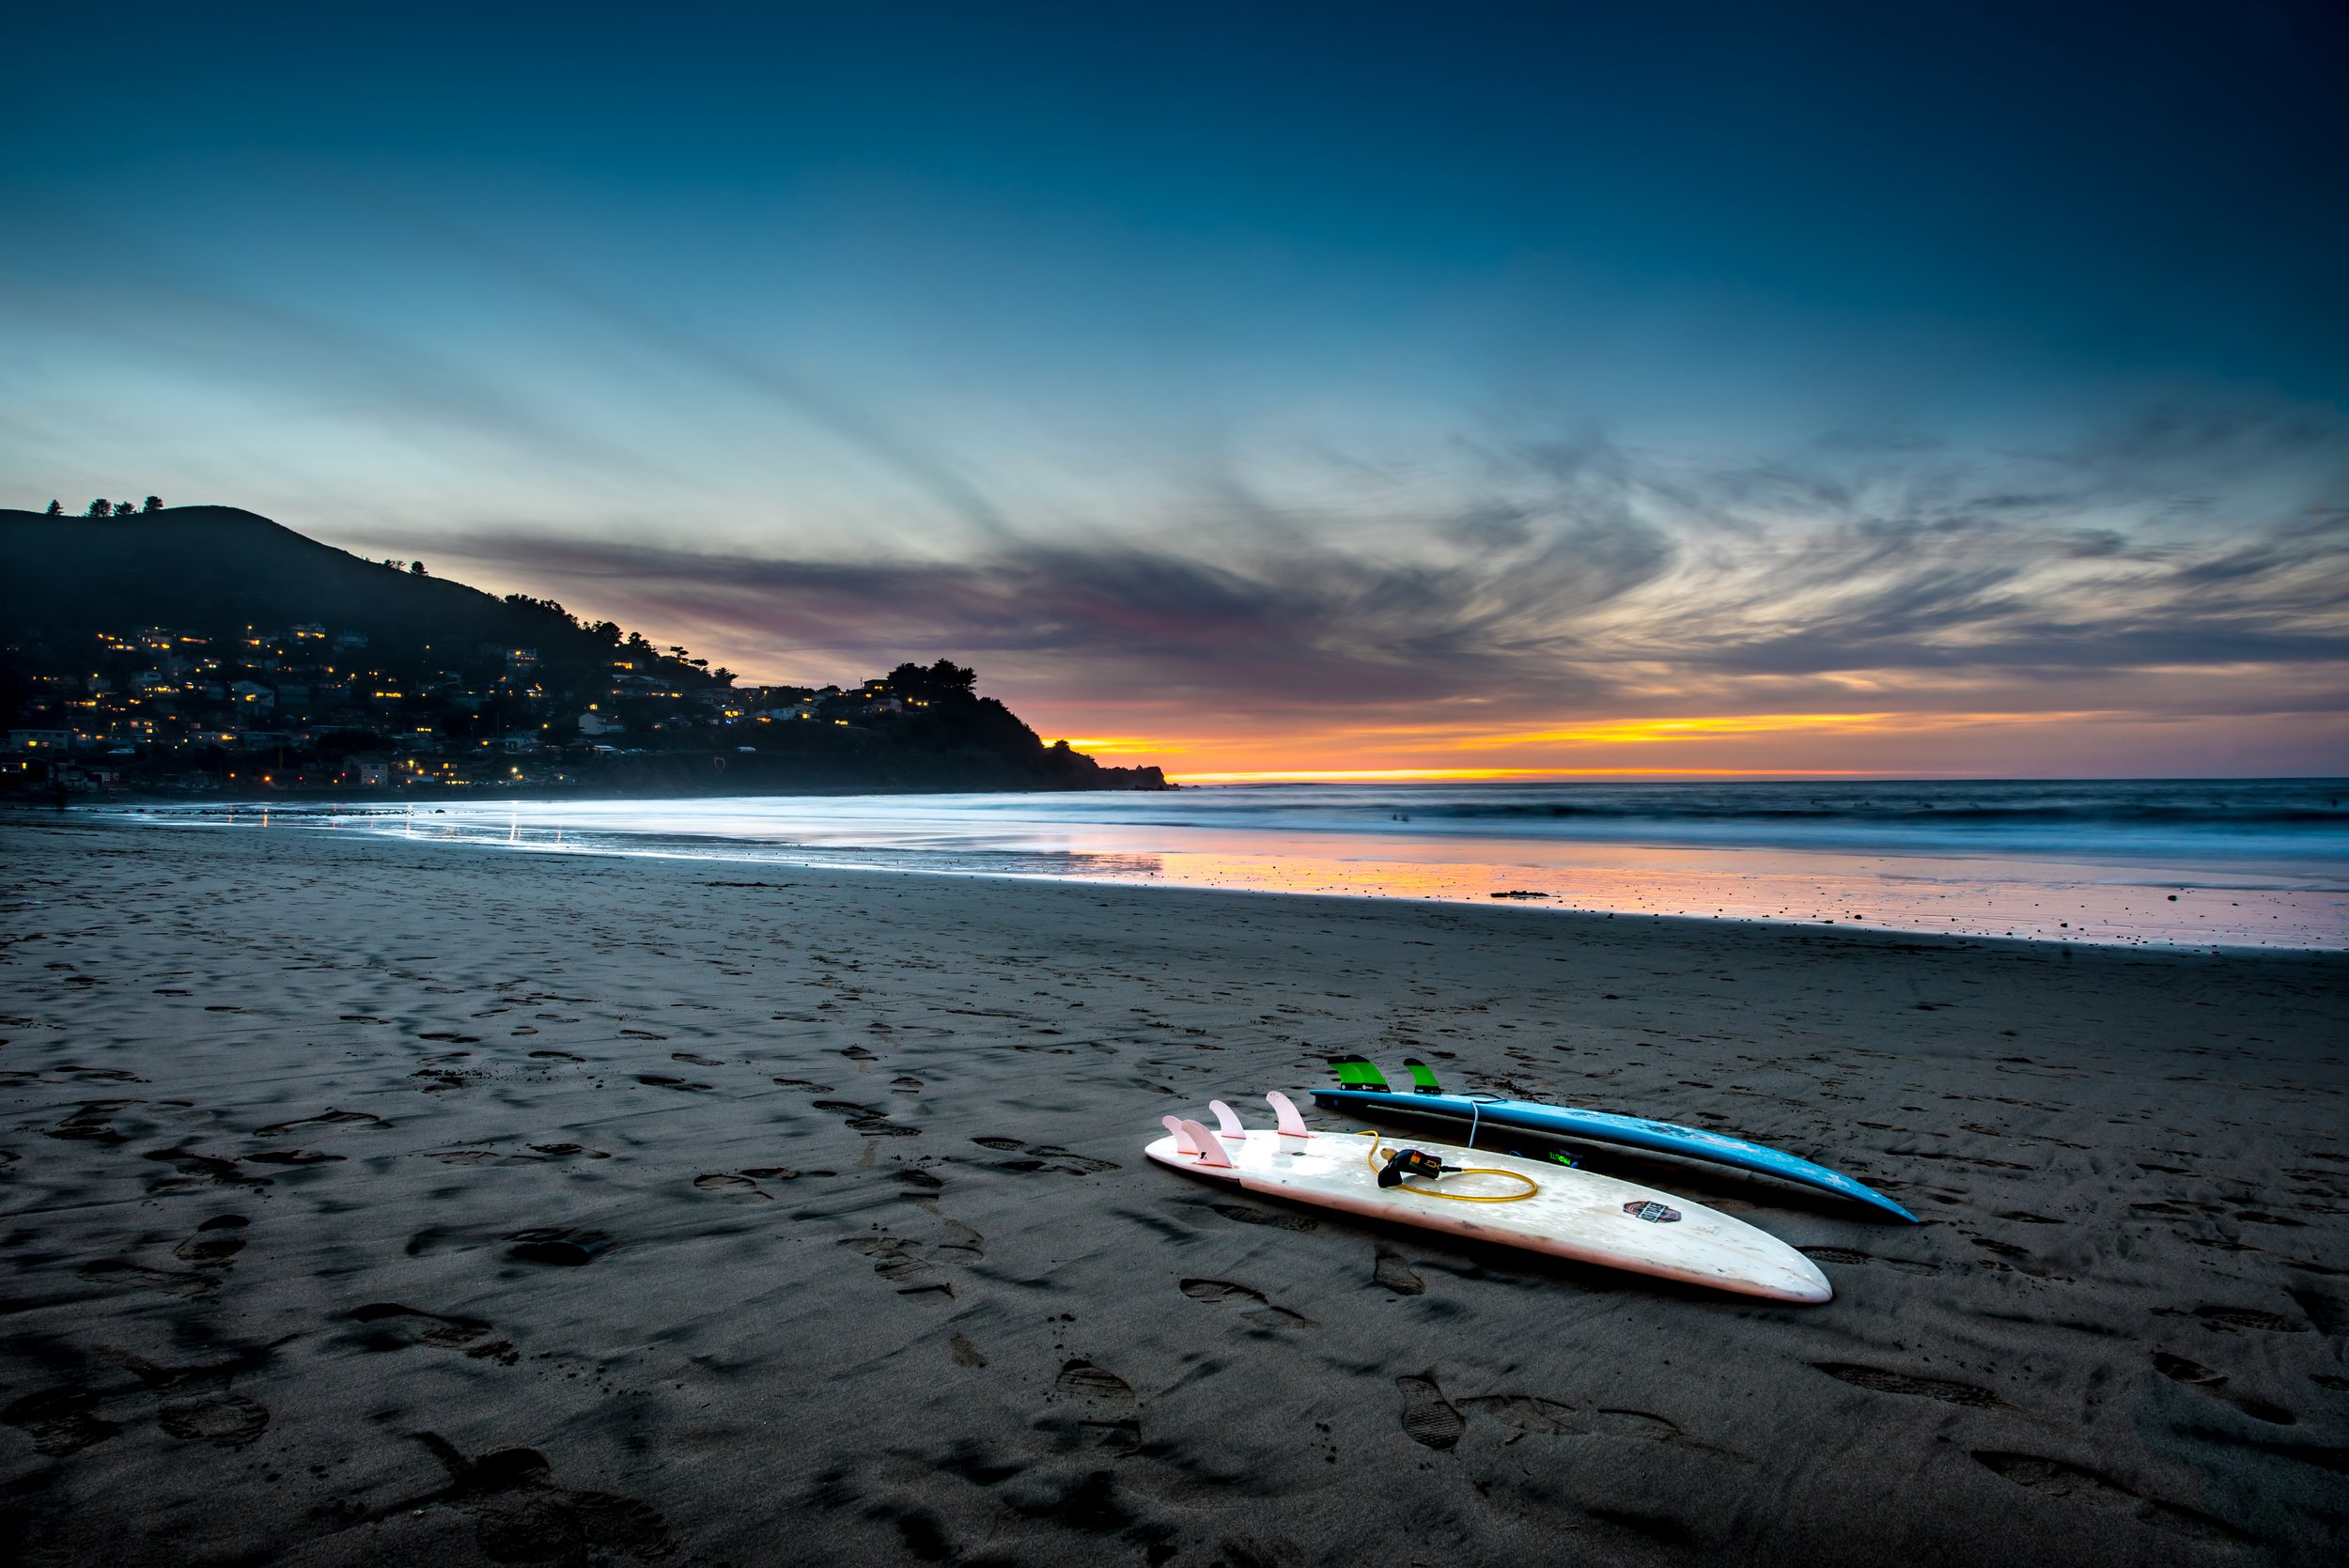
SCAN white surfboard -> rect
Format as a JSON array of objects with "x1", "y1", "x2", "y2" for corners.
[{"x1": 1151, "y1": 1094, "x2": 1831, "y2": 1305}]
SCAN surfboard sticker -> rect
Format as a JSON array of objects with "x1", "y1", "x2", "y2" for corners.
[{"x1": 1625, "y1": 1201, "x2": 1682, "y2": 1223}]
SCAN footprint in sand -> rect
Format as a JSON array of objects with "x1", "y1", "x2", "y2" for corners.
[
  {"x1": 529, "y1": 1050, "x2": 585, "y2": 1063},
  {"x1": 173, "y1": 1214, "x2": 249, "y2": 1265},
  {"x1": 1971, "y1": 1451, "x2": 2246, "y2": 1544},
  {"x1": 1373, "y1": 1246, "x2": 1426, "y2": 1296},
  {"x1": 1457, "y1": 1394, "x2": 1585, "y2": 1435},
  {"x1": 158, "y1": 1393, "x2": 271, "y2": 1448},
  {"x1": 891, "y1": 1076, "x2": 923, "y2": 1095},
  {"x1": 142, "y1": 1145, "x2": 274, "y2": 1192},
  {"x1": 101, "y1": 1345, "x2": 280, "y2": 1450},
  {"x1": 1812, "y1": 1362, "x2": 2006, "y2": 1408},
  {"x1": 1590, "y1": 1408, "x2": 1748, "y2": 1460},
  {"x1": 414, "y1": 1436, "x2": 674, "y2": 1564},
  {"x1": 692, "y1": 1172, "x2": 771, "y2": 1201},
  {"x1": 2154, "y1": 1353, "x2": 2296, "y2": 1425},
  {"x1": 969, "y1": 1136, "x2": 1116, "y2": 1173},
  {"x1": 635, "y1": 1075, "x2": 712, "y2": 1092},
  {"x1": 2187, "y1": 1304, "x2": 2309, "y2": 1333},
  {"x1": 839, "y1": 1234, "x2": 951, "y2": 1296},
  {"x1": 1178, "y1": 1278, "x2": 1313, "y2": 1329},
  {"x1": 840, "y1": 1215, "x2": 982, "y2": 1296},
  {"x1": 815, "y1": 1100, "x2": 919, "y2": 1137},
  {"x1": 770, "y1": 1078, "x2": 834, "y2": 1092},
  {"x1": 506, "y1": 1229, "x2": 609, "y2": 1266},
  {"x1": 80, "y1": 1258, "x2": 221, "y2": 1301},
  {"x1": 949, "y1": 1333, "x2": 988, "y2": 1368},
  {"x1": 1, "y1": 1387, "x2": 120, "y2": 1455},
  {"x1": 348, "y1": 1302, "x2": 520, "y2": 1362},
  {"x1": 1052, "y1": 1358, "x2": 1141, "y2": 1452},
  {"x1": 672, "y1": 1052, "x2": 724, "y2": 1066},
  {"x1": 1395, "y1": 1371, "x2": 1466, "y2": 1450},
  {"x1": 254, "y1": 1110, "x2": 386, "y2": 1137},
  {"x1": 45, "y1": 1102, "x2": 140, "y2": 1143}
]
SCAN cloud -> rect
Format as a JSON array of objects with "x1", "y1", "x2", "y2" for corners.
[{"x1": 425, "y1": 407, "x2": 2349, "y2": 730}]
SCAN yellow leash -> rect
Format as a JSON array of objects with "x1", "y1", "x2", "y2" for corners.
[{"x1": 1358, "y1": 1131, "x2": 1540, "y2": 1203}]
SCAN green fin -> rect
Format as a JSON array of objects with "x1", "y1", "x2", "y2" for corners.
[
  {"x1": 1548, "y1": 1151, "x2": 1579, "y2": 1169},
  {"x1": 1400, "y1": 1057, "x2": 1444, "y2": 1094},
  {"x1": 1329, "y1": 1055, "x2": 1391, "y2": 1092}
]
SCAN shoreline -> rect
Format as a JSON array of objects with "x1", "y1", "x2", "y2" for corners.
[
  {"x1": 78, "y1": 799, "x2": 2349, "y2": 955},
  {"x1": 4, "y1": 816, "x2": 2344, "y2": 1565}
]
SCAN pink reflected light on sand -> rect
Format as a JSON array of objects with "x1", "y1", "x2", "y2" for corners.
[{"x1": 147, "y1": 796, "x2": 2349, "y2": 952}]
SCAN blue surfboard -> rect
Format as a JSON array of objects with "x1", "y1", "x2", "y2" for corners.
[{"x1": 1312, "y1": 1056, "x2": 1917, "y2": 1223}]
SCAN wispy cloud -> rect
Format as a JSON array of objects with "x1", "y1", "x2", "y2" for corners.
[{"x1": 428, "y1": 405, "x2": 2349, "y2": 743}]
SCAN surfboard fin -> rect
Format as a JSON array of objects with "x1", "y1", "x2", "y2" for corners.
[
  {"x1": 1207, "y1": 1099, "x2": 1247, "y2": 1139},
  {"x1": 1177, "y1": 1118, "x2": 1235, "y2": 1169},
  {"x1": 1266, "y1": 1090, "x2": 1309, "y2": 1137},
  {"x1": 1329, "y1": 1054, "x2": 1391, "y2": 1092},
  {"x1": 1401, "y1": 1058, "x2": 1444, "y2": 1094}
]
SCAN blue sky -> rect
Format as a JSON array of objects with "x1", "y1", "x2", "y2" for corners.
[{"x1": 7, "y1": 2, "x2": 2345, "y2": 775}]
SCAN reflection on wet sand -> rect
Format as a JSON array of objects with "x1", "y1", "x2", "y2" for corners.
[{"x1": 130, "y1": 799, "x2": 2345, "y2": 951}]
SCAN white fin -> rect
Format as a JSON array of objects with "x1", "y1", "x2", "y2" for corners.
[
  {"x1": 1178, "y1": 1118, "x2": 1235, "y2": 1168},
  {"x1": 1162, "y1": 1114, "x2": 1199, "y2": 1156},
  {"x1": 1266, "y1": 1091, "x2": 1310, "y2": 1137},
  {"x1": 1208, "y1": 1099, "x2": 1247, "y2": 1138}
]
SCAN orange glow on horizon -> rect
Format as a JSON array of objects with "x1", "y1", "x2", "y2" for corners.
[
  {"x1": 1449, "y1": 712, "x2": 1899, "y2": 748},
  {"x1": 1038, "y1": 706, "x2": 2269, "y2": 782},
  {"x1": 1055, "y1": 737, "x2": 1161, "y2": 755},
  {"x1": 1168, "y1": 766, "x2": 1876, "y2": 784}
]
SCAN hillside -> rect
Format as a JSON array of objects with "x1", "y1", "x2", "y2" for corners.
[
  {"x1": 0, "y1": 505, "x2": 1167, "y2": 797},
  {"x1": 0, "y1": 505, "x2": 624, "y2": 668}
]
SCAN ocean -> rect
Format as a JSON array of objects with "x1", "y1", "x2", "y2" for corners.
[{"x1": 119, "y1": 778, "x2": 2349, "y2": 951}]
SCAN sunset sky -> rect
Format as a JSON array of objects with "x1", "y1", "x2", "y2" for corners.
[{"x1": 8, "y1": 3, "x2": 2346, "y2": 780}]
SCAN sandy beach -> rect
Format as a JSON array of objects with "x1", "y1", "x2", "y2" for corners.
[{"x1": 3, "y1": 815, "x2": 2344, "y2": 1566}]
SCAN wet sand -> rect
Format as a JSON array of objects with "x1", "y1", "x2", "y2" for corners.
[{"x1": 3, "y1": 815, "x2": 2345, "y2": 1566}]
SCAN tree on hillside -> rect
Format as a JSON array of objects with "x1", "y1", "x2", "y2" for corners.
[
  {"x1": 886, "y1": 659, "x2": 978, "y2": 703},
  {"x1": 410, "y1": 561, "x2": 428, "y2": 576},
  {"x1": 87, "y1": 500, "x2": 111, "y2": 517},
  {"x1": 44, "y1": 500, "x2": 61, "y2": 515},
  {"x1": 143, "y1": 496, "x2": 162, "y2": 512}
]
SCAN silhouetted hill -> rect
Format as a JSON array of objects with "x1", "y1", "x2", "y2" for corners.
[
  {"x1": 0, "y1": 505, "x2": 613, "y2": 665},
  {"x1": 0, "y1": 505, "x2": 1168, "y2": 796}
]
